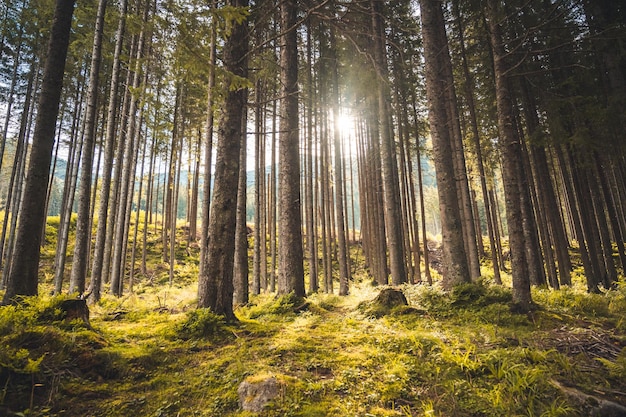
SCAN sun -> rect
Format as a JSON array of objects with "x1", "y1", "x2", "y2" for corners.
[{"x1": 336, "y1": 111, "x2": 354, "y2": 135}]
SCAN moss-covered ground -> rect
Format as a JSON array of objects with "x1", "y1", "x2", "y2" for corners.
[{"x1": 1, "y1": 277, "x2": 625, "y2": 417}]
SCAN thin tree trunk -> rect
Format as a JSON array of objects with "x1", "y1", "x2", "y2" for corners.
[
  {"x1": 305, "y1": 24, "x2": 318, "y2": 294},
  {"x1": 69, "y1": 0, "x2": 108, "y2": 294},
  {"x1": 89, "y1": 0, "x2": 130, "y2": 302},
  {"x1": 268, "y1": 97, "x2": 277, "y2": 293},
  {"x1": 199, "y1": 2, "x2": 217, "y2": 277},
  {"x1": 234, "y1": 104, "x2": 249, "y2": 305},
  {"x1": 53, "y1": 79, "x2": 85, "y2": 294},
  {"x1": 252, "y1": 81, "x2": 263, "y2": 295},
  {"x1": 371, "y1": 0, "x2": 406, "y2": 286},
  {"x1": 110, "y1": 1, "x2": 151, "y2": 296},
  {"x1": 486, "y1": 0, "x2": 532, "y2": 309}
]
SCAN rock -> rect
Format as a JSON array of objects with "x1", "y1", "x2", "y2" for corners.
[{"x1": 238, "y1": 376, "x2": 282, "y2": 412}]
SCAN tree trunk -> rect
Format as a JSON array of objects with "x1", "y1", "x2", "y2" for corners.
[
  {"x1": 197, "y1": 0, "x2": 248, "y2": 319},
  {"x1": 69, "y1": 0, "x2": 108, "y2": 295},
  {"x1": 485, "y1": 0, "x2": 532, "y2": 310},
  {"x1": 452, "y1": 0, "x2": 500, "y2": 283},
  {"x1": 89, "y1": 0, "x2": 129, "y2": 302},
  {"x1": 419, "y1": 0, "x2": 470, "y2": 289},
  {"x1": 371, "y1": 0, "x2": 407, "y2": 286},
  {"x1": 305, "y1": 24, "x2": 318, "y2": 294},
  {"x1": 199, "y1": 2, "x2": 217, "y2": 278},
  {"x1": 252, "y1": 80, "x2": 263, "y2": 295},
  {"x1": 330, "y1": 26, "x2": 350, "y2": 295},
  {"x1": 2, "y1": 0, "x2": 76, "y2": 304},
  {"x1": 109, "y1": 1, "x2": 151, "y2": 296},
  {"x1": 277, "y1": 0, "x2": 305, "y2": 296},
  {"x1": 234, "y1": 103, "x2": 249, "y2": 306}
]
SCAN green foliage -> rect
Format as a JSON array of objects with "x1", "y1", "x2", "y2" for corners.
[
  {"x1": 175, "y1": 308, "x2": 226, "y2": 340},
  {"x1": 597, "y1": 349, "x2": 626, "y2": 381},
  {"x1": 532, "y1": 286, "x2": 611, "y2": 317},
  {"x1": 243, "y1": 292, "x2": 307, "y2": 319},
  {"x1": 607, "y1": 279, "x2": 626, "y2": 330}
]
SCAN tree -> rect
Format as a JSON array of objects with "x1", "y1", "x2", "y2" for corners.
[
  {"x1": 2, "y1": 0, "x2": 76, "y2": 304},
  {"x1": 370, "y1": 0, "x2": 407, "y2": 286},
  {"x1": 485, "y1": 0, "x2": 532, "y2": 310},
  {"x1": 277, "y1": 0, "x2": 305, "y2": 297},
  {"x1": 197, "y1": 0, "x2": 249, "y2": 319},
  {"x1": 418, "y1": 0, "x2": 470, "y2": 289},
  {"x1": 89, "y1": 0, "x2": 129, "y2": 302},
  {"x1": 69, "y1": 0, "x2": 108, "y2": 295}
]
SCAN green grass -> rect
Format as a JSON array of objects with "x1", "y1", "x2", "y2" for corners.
[{"x1": 1, "y1": 279, "x2": 625, "y2": 416}]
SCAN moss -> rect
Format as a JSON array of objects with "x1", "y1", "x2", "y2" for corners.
[
  {"x1": 175, "y1": 308, "x2": 227, "y2": 340},
  {"x1": 2, "y1": 277, "x2": 624, "y2": 416}
]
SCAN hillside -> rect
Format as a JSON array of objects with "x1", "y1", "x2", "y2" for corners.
[{"x1": 1, "y1": 277, "x2": 625, "y2": 416}]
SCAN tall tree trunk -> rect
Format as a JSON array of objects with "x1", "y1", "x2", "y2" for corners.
[
  {"x1": 371, "y1": 0, "x2": 407, "y2": 286},
  {"x1": 419, "y1": 0, "x2": 470, "y2": 289},
  {"x1": 0, "y1": 59, "x2": 36, "y2": 273},
  {"x1": 452, "y1": 0, "x2": 500, "y2": 283},
  {"x1": 2, "y1": 0, "x2": 76, "y2": 304},
  {"x1": 129, "y1": 114, "x2": 148, "y2": 292},
  {"x1": 199, "y1": 2, "x2": 217, "y2": 278},
  {"x1": 89, "y1": 0, "x2": 129, "y2": 302},
  {"x1": 234, "y1": 104, "x2": 249, "y2": 305},
  {"x1": 69, "y1": 0, "x2": 108, "y2": 295},
  {"x1": 305, "y1": 24, "x2": 318, "y2": 294},
  {"x1": 330, "y1": 26, "x2": 350, "y2": 295},
  {"x1": 485, "y1": 0, "x2": 532, "y2": 310},
  {"x1": 268, "y1": 97, "x2": 277, "y2": 292},
  {"x1": 277, "y1": 0, "x2": 304, "y2": 296},
  {"x1": 0, "y1": 61, "x2": 36, "y2": 290},
  {"x1": 197, "y1": 0, "x2": 248, "y2": 319},
  {"x1": 53, "y1": 92, "x2": 84, "y2": 294},
  {"x1": 110, "y1": 1, "x2": 151, "y2": 296},
  {"x1": 252, "y1": 81, "x2": 263, "y2": 295}
]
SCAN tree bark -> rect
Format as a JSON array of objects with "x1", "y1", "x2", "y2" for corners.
[
  {"x1": 277, "y1": 0, "x2": 305, "y2": 296},
  {"x1": 69, "y1": 0, "x2": 108, "y2": 295},
  {"x1": 234, "y1": 98, "x2": 249, "y2": 305},
  {"x1": 89, "y1": 0, "x2": 129, "y2": 302},
  {"x1": 371, "y1": 0, "x2": 407, "y2": 286},
  {"x1": 199, "y1": 2, "x2": 217, "y2": 278},
  {"x1": 197, "y1": 0, "x2": 248, "y2": 319},
  {"x1": 419, "y1": 0, "x2": 470, "y2": 289},
  {"x1": 2, "y1": 0, "x2": 76, "y2": 304},
  {"x1": 485, "y1": 0, "x2": 532, "y2": 310}
]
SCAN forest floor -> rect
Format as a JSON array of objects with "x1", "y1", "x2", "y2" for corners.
[{"x1": 2, "y1": 274, "x2": 626, "y2": 417}]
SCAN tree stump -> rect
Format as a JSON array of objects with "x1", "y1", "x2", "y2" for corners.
[
  {"x1": 60, "y1": 299, "x2": 91, "y2": 327},
  {"x1": 359, "y1": 288, "x2": 411, "y2": 318},
  {"x1": 374, "y1": 288, "x2": 408, "y2": 308}
]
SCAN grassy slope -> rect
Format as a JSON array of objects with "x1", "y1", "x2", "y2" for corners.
[{"x1": 2, "y1": 279, "x2": 625, "y2": 417}]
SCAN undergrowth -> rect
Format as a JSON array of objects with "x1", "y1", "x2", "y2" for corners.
[{"x1": 0, "y1": 279, "x2": 625, "y2": 416}]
